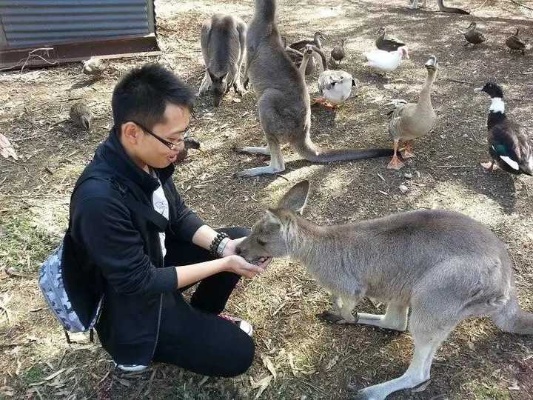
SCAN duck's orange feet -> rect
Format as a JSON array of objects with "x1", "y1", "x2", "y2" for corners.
[{"x1": 387, "y1": 155, "x2": 405, "y2": 170}]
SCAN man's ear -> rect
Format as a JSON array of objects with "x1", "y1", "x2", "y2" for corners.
[{"x1": 121, "y1": 122, "x2": 141, "y2": 145}]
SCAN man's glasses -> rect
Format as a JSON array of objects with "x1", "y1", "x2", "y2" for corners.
[{"x1": 130, "y1": 121, "x2": 184, "y2": 151}]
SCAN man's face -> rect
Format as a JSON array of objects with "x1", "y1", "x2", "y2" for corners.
[{"x1": 132, "y1": 104, "x2": 191, "y2": 170}]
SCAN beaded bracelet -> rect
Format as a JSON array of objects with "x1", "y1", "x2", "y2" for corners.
[{"x1": 209, "y1": 232, "x2": 230, "y2": 258}]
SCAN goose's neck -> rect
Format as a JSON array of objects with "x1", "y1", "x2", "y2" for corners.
[
  {"x1": 299, "y1": 52, "x2": 312, "y2": 74},
  {"x1": 418, "y1": 70, "x2": 437, "y2": 106}
]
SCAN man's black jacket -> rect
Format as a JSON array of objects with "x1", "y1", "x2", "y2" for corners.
[{"x1": 64, "y1": 128, "x2": 204, "y2": 365}]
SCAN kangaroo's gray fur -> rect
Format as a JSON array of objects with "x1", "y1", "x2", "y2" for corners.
[
  {"x1": 198, "y1": 14, "x2": 247, "y2": 107},
  {"x1": 236, "y1": 0, "x2": 393, "y2": 177},
  {"x1": 236, "y1": 180, "x2": 533, "y2": 400}
]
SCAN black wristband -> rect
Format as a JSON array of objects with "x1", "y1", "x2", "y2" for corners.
[{"x1": 209, "y1": 232, "x2": 229, "y2": 258}]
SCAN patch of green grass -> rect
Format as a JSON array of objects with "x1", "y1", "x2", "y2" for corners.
[
  {"x1": 0, "y1": 212, "x2": 59, "y2": 274},
  {"x1": 20, "y1": 364, "x2": 47, "y2": 386},
  {"x1": 470, "y1": 383, "x2": 510, "y2": 400}
]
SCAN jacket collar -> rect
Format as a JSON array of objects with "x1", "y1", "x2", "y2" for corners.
[{"x1": 96, "y1": 127, "x2": 176, "y2": 194}]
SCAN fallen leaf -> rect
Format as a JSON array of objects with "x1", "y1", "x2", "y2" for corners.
[
  {"x1": 0, "y1": 133, "x2": 18, "y2": 160},
  {"x1": 253, "y1": 375, "x2": 273, "y2": 399},
  {"x1": 261, "y1": 354, "x2": 277, "y2": 379}
]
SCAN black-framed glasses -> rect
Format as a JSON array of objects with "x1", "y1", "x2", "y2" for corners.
[{"x1": 130, "y1": 120, "x2": 185, "y2": 151}]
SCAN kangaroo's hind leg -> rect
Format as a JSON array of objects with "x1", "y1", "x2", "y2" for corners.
[
  {"x1": 355, "y1": 302, "x2": 458, "y2": 399},
  {"x1": 357, "y1": 301, "x2": 409, "y2": 331},
  {"x1": 235, "y1": 89, "x2": 287, "y2": 177}
]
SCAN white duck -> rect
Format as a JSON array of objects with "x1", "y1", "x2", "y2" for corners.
[
  {"x1": 364, "y1": 46, "x2": 409, "y2": 74},
  {"x1": 314, "y1": 70, "x2": 357, "y2": 109}
]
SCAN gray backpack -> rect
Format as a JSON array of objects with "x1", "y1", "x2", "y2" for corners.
[{"x1": 39, "y1": 242, "x2": 102, "y2": 336}]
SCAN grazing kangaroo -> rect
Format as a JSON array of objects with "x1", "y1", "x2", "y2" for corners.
[
  {"x1": 237, "y1": 0, "x2": 393, "y2": 177},
  {"x1": 236, "y1": 180, "x2": 533, "y2": 400},
  {"x1": 198, "y1": 14, "x2": 247, "y2": 107}
]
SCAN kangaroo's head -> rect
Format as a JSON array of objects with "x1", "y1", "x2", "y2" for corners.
[
  {"x1": 208, "y1": 71, "x2": 229, "y2": 106},
  {"x1": 236, "y1": 180, "x2": 310, "y2": 264}
]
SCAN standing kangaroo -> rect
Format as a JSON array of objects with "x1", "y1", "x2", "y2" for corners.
[
  {"x1": 237, "y1": 0, "x2": 393, "y2": 177},
  {"x1": 198, "y1": 14, "x2": 247, "y2": 107},
  {"x1": 236, "y1": 180, "x2": 533, "y2": 400}
]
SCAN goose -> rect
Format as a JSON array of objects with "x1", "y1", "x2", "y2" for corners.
[
  {"x1": 464, "y1": 22, "x2": 486, "y2": 46},
  {"x1": 288, "y1": 31, "x2": 326, "y2": 52},
  {"x1": 330, "y1": 39, "x2": 346, "y2": 66},
  {"x1": 385, "y1": 55, "x2": 438, "y2": 170},
  {"x1": 375, "y1": 27, "x2": 405, "y2": 52},
  {"x1": 70, "y1": 102, "x2": 93, "y2": 132},
  {"x1": 505, "y1": 28, "x2": 528, "y2": 55},
  {"x1": 474, "y1": 82, "x2": 532, "y2": 175},
  {"x1": 364, "y1": 46, "x2": 409, "y2": 74}
]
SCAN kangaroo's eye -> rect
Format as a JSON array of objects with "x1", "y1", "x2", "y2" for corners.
[{"x1": 257, "y1": 239, "x2": 267, "y2": 246}]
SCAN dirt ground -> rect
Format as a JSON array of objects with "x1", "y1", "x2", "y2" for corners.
[{"x1": 1, "y1": 0, "x2": 533, "y2": 399}]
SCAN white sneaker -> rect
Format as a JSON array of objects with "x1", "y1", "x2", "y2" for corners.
[
  {"x1": 219, "y1": 314, "x2": 254, "y2": 337},
  {"x1": 113, "y1": 362, "x2": 148, "y2": 372}
]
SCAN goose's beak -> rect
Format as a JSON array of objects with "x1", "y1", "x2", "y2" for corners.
[
  {"x1": 424, "y1": 55, "x2": 437, "y2": 69},
  {"x1": 473, "y1": 87, "x2": 483, "y2": 93}
]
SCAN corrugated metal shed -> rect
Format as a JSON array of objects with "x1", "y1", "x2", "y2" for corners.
[{"x1": 0, "y1": 0, "x2": 160, "y2": 70}]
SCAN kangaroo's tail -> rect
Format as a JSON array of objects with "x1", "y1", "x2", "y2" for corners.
[
  {"x1": 491, "y1": 294, "x2": 533, "y2": 335},
  {"x1": 292, "y1": 136, "x2": 393, "y2": 163}
]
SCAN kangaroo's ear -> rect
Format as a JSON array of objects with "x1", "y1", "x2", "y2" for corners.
[{"x1": 277, "y1": 180, "x2": 310, "y2": 214}]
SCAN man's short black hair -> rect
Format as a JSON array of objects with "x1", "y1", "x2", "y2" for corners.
[{"x1": 112, "y1": 63, "x2": 195, "y2": 130}]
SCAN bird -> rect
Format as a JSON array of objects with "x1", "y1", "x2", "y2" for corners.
[
  {"x1": 330, "y1": 39, "x2": 346, "y2": 66},
  {"x1": 364, "y1": 46, "x2": 409, "y2": 75},
  {"x1": 314, "y1": 70, "x2": 357, "y2": 109},
  {"x1": 385, "y1": 55, "x2": 438, "y2": 170},
  {"x1": 375, "y1": 27, "x2": 405, "y2": 52},
  {"x1": 69, "y1": 102, "x2": 93, "y2": 132},
  {"x1": 82, "y1": 57, "x2": 105, "y2": 77},
  {"x1": 464, "y1": 22, "x2": 487, "y2": 46},
  {"x1": 505, "y1": 28, "x2": 528, "y2": 55},
  {"x1": 288, "y1": 31, "x2": 326, "y2": 52},
  {"x1": 474, "y1": 82, "x2": 532, "y2": 175}
]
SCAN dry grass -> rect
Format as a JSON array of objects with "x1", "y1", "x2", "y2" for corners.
[{"x1": 1, "y1": 0, "x2": 533, "y2": 399}]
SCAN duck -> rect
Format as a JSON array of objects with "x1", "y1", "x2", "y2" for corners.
[
  {"x1": 385, "y1": 55, "x2": 438, "y2": 170},
  {"x1": 82, "y1": 57, "x2": 105, "y2": 77},
  {"x1": 464, "y1": 22, "x2": 486, "y2": 46},
  {"x1": 375, "y1": 27, "x2": 405, "y2": 52},
  {"x1": 330, "y1": 39, "x2": 346, "y2": 66},
  {"x1": 70, "y1": 102, "x2": 93, "y2": 132},
  {"x1": 505, "y1": 28, "x2": 528, "y2": 55},
  {"x1": 474, "y1": 82, "x2": 532, "y2": 175},
  {"x1": 313, "y1": 69, "x2": 358, "y2": 109},
  {"x1": 364, "y1": 46, "x2": 409, "y2": 74},
  {"x1": 288, "y1": 31, "x2": 326, "y2": 52}
]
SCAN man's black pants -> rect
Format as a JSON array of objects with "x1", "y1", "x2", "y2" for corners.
[{"x1": 152, "y1": 227, "x2": 254, "y2": 377}]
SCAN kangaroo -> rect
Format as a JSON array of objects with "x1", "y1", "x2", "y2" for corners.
[
  {"x1": 237, "y1": 0, "x2": 393, "y2": 177},
  {"x1": 236, "y1": 180, "x2": 533, "y2": 400},
  {"x1": 198, "y1": 14, "x2": 247, "y2": 107},
  {"x1": 410, "y1": 0, "x2": 469, "y2": 14}
]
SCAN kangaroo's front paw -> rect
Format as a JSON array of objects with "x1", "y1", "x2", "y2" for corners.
[{"x1": 317, "y1": 310, "x2": 354, "y2": 324}]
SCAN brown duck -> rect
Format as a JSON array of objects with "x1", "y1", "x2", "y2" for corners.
[
  {"x1": 505, "y1": 28, "x2": 526, "y2": 55},
  {"x1": 464, "y1": 22, "x2": 486, "y2": 46},
  {"x1": 330, "y1": 39, "x2": 346, "y2": 66},
  {"x1": 70, "y1": 102, "x2": 93, "y2": 132},
  {"x1": 375, "y1": 27, "x2": 405, "y2": 52},
  {"x1": 288, "y1": 31, "x2": 326, "y2": 52}
]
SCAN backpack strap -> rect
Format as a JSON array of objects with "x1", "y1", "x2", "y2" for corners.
[{"x1": 74, "y1": 165, "x2": 168, "y2": 232}]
